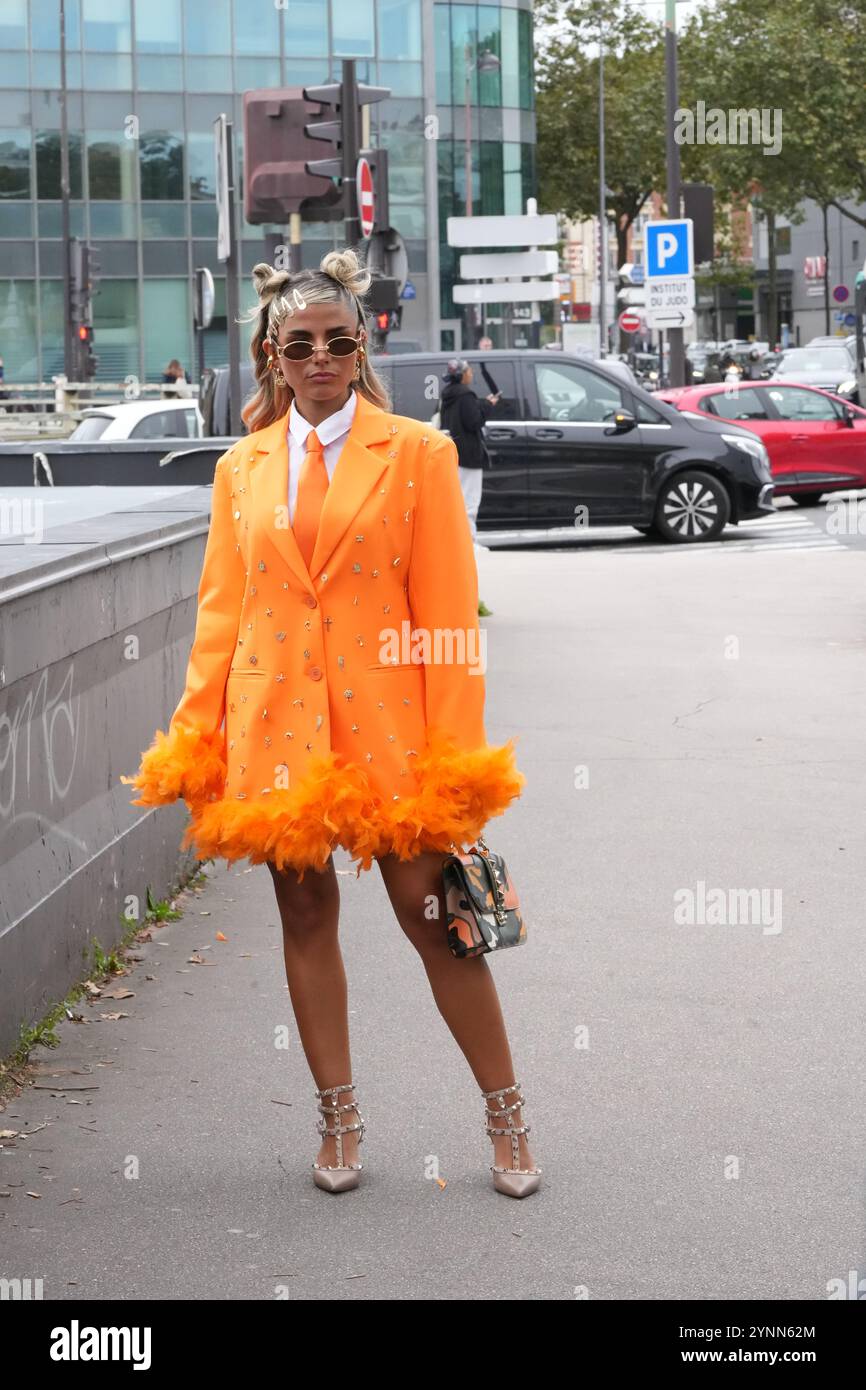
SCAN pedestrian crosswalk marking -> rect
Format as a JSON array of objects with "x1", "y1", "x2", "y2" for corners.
[{"x1": 481, "y1": 512, "x2": 847, "y2": 555}]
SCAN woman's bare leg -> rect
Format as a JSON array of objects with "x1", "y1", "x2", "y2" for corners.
[
  {"x1": 267, "y1": 857, "x2": 360, "y2": 1169},
  {"x1": 375, "y1": 849, "x2": 536, "y2": 1172}
]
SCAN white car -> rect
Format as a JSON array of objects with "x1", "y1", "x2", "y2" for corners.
[{"x1": 68, "y1": 399, "x2": 203, "y2": 442}]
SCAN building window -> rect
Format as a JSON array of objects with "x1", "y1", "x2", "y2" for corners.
[
  {"x1": 377, "y1": 0, "x2": 421, "y2": 62},
  {"x1": 87, "y1": 131, "x2": 137, "y2": 200},
  {"x1": 233, "y1": 0, "x2": 280, "y2": 55},
  {"x1": 134, "y1": 0, "x2": 182, "y2": 54},
  {"x1": 282, "y1": 0, "x2": 329, "y2": 58},
  {"x1": 0, "y1": 278, "x2": 38, "y2": 378},
  {"x1": 142, "y1": 278, "x2": 193, "y2": 381},
  {"x1": 36, "y1": 130, "x2": 84, "y2": 198},
  {"x1": 775, "y1": 225, "x2": 791, "y2": 256},
  {"x1": 139, "y1": 131, "x2": 184, "y2": 200},
  {"x1": 333, "y1": 0, "x2": 375, "y2": 57},
  {"x1": 184, "y1": 0, "x2": 231, "y2": 54},
  {"x1": 82, "y1": 0, "x2": 131, "y2": 52},
  {"x1": 0, "y1": 127, "x2": 30, "y2": 198},
  {"x1": 0, "y1": 0, "x2": 27, "y2": 49}
]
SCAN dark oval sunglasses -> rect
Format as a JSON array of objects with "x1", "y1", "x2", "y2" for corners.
[{"x1": 273, "y1": 335, "x2": 362, "y2": 362}]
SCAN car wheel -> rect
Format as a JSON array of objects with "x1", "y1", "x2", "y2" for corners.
[
  {"x1": 792, "y1": 492, "x2": 824, "y2": 507},
  {"x1": 653, "y1": 469, "x2": 731, "y2": 543}
]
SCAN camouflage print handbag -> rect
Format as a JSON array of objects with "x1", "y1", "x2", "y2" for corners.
[{"x1": 442, "y1": 834, "x2": 527, "y2": 959}]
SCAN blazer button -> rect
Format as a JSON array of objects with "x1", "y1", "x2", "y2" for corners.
[
  {"x1": 308, "y1": 666, "x2": 323, "y2": 680},
  {"x1": 304, "y1": 595, "x2": 318, "y2": 608}
]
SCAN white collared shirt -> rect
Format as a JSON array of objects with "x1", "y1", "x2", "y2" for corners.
[{"x1": 287, "y1": 389, "x2": 358, "y2": 524}]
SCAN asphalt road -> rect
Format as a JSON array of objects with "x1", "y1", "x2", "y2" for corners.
[{"x1": 2, "y1": 524, "x2": 865, "y2": 1300}]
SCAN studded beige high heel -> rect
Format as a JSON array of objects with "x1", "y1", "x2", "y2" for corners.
[
  {"x1": 311, "y1": 1082, "x2": 365, "y2": 1193},
  {"x1": 483, "y1": 1081, "x2": 542, "y2": 1198}
]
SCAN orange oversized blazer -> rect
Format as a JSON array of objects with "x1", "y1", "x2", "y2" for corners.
[{"x1": 121, "y1": 388, "x2": 525, "y2": 876}]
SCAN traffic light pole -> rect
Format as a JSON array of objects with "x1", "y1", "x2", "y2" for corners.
[
  {"x1": 665, "y1": 0, "x2": 685, "y2": 387},
  {"x1": 340, "y1": 62, "x2": 361, "y2": 248},
  {"x1": 60, "y1": 0, "x2": 75, "y2": 379}
]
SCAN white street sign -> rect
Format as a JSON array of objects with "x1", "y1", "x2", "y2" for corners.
[
  {"x1": 619, "y1": 287, "x2": 646, "y2": 307},
  {"x1": 646, "y1": 277, "x2": 695, "y2": 327},
  {"x1": 453, "y1": 280, "x2": 560, "y2": 305},
  {"x1": 447, "y1": 213, "x2": 558, "y2": 247},
  {"x1": 459, "y1": 249, "x2": 558, "y2": 279}
]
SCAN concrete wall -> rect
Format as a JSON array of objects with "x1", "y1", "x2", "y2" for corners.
[{"x1": 0, "y1": 486, "x2": 216, "y2": 1057}]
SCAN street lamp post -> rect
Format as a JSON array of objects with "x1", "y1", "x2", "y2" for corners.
[
  {"x1": 598, "y1": 25, "x2": 607, "y2": 356},
  {"x1": 463, "y1": 43, "x2": 501, "y2": 346},
  {"x1": 59, "y1": 0, "x2": 74, "y2": 379}
]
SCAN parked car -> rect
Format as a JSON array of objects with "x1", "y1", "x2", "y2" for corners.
[
  {"x1": 656, "y1": 380, "x2": 866, "y2": 504},
  {"x1": 762, "y1": 343, "x2": 858, "y2": 400},
  {"x1": 202, "y1": 350, "x2": 774, "y2": 542},
  {"x1": 68, "y1": 399, "x2": 203, "y2": 442},
  {"x1": 805, "y1": 333, "x2": 856, "y2": 351}
]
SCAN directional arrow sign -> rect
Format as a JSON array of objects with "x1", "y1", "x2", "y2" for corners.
[
  {"x1": 647, "y1": 307, "x2": 695, "y2": 329},
  {"x1": 646, "y1": 276, "x2": 695, "y2": 328}
]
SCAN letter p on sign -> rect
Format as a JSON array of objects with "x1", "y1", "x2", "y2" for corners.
[{"x1": 657, "y1": 232, "x2": 678, "y2": 267}]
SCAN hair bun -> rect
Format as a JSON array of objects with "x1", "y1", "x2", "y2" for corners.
[
  {"x1": 252, "y1": 261, "x2": 291, "y2": 304},
  {"x1": 319, "y1": 248, "x2": 372, "y2": 299}
]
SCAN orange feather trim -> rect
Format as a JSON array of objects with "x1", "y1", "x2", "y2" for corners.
[
  {"x1": 177, "y1": 728, "x2": 526, "y2": 881},
  {"x1": 120, "y1": 724, "x2": 226, "y2": 808}
]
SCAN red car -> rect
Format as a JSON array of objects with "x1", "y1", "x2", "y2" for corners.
[{"x1": 656, "y1": 381, "x2": 866, "y2": 505}]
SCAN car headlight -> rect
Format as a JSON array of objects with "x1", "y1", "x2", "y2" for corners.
[
  {"x1": 837, "y1": 378, "x2": 856, "y2": 395},
  {"x1": 722, "y1": 432, "x2": 771, "y2": 473}
]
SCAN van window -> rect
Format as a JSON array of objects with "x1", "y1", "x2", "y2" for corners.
[
  {"x1": 390, "y1": 362, "x2": 447, "y2": 422},
  {"x1": 533, "y1": 362, "x2": 623, "y2": 422},
  {"x1": 465, "y1": 359, "x2": 519, "y2": 420},
  {"x1": 390, "y1": 359, "x2": 520, "y2": 423},
  {"x1": 130, "y1": 409, "x2": 191, "y2": 439}
]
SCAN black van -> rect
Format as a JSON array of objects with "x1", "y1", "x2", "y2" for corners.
[{"x1": 200, "y1": 350, "x2": 775, "y2": 543}]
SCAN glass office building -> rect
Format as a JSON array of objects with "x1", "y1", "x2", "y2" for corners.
[{"x1": 0, "y1": 0, "x2": 535, "y2": 381}]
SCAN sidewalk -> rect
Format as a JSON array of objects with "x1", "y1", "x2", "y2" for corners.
[{"x1": 3, "y1": 541, "x2": 864, "y2": 1300}]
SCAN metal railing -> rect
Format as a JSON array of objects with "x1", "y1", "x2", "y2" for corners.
[{"x1": 0, "y1": 377, "x2": 200, "y2": 442}]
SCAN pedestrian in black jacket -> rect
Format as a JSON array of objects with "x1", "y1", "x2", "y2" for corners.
[{"x1": 439, "y1": 358, "x2": 500, "y2": 615}]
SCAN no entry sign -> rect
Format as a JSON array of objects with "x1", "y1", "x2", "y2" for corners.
[
  {"x1": 356, "y1": 156, "x2": 375, "y2": 239},
  {"x1": 619, "y1": 310, "x2": 642, "y2": 334}
]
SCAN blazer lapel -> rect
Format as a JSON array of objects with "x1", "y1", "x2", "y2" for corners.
[
  {"x1": 249, "y1": 391, "x2": 395, "y2": 588},
  {"x1": 250, "y1": 412, "x2": 312, "y2": 593}
]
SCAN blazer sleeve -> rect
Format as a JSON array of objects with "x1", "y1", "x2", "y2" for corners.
[
  {"x1": 120, "y1": 452, "x2": 244, "y2": 808},
  {"x1": 407, "y1": 433, "x2": 525, "y2": 821}
]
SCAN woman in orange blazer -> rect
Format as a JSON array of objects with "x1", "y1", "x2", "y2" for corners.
[{"x1": 122, "y1": 249, "x2": 540, "y2": 1197}]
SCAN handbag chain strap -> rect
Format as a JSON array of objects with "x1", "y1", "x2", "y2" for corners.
[{"x1": 448, "y1": 835, "x2": 508, "y2": 925}]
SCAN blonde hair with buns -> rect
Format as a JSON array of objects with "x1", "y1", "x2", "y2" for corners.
[{"x1": 242, "y1": 247, "x2": 391, "y2": 432}]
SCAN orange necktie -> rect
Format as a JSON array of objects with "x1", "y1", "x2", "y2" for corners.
[{"x1": 294, "y1": 429, "x2": 329, "y2": 571}]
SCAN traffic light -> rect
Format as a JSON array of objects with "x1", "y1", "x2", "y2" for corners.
[
  {"x1": 242, "y1": 88, "x2": 343, "y2": 223},
  {"x1": 81, "y1": 241, "x2": 101, "y2": 321},
  {"x1": 303, "y1": 61, "x2": 390, "y2": 238},
  {"x1": 77, "y1": 324, "x2": 98, "y2": 381},
  {"x1": 375, "y1": 311, "x2": 390, "y2": 333}
]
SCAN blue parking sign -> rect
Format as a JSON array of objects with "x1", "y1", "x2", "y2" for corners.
[{"x1": 646, "y1": 220, "x2": 693, "y2": 278}]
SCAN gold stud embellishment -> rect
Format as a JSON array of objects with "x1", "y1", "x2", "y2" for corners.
[
  {"x1": 383, "y1": 604, "x2": 391, "y2": 614},
  {"x1": 266, "y1": 607, "x2": 273, "y2": 617},
  {"x1": 355, "y1": 534, "x2": 364, "y2": 542},
  {"x1": 392, "y1": 556, "x2": 401, "y2": 566},
  {"x1": 264, "y1": 735, "x2": 272, "y2": 747},
  {"x1": 258, "y1": 560, "x2": 266, "y2": 571},
  {"x1": 303, "y1": 648, "x2": 311, "y2": 659},
  {"x1": 371, "y1": 568, "x2": 379, "y2": 577},
  {"x1": 276, "y1": 631, "x2": 286, "y2": 641},
  {"x1": 389, "y1": 425, "x2": 398, "y2": 435},
  {"x1": 250, "y1": 585, "x2": 257, "y2": 595},
  {"x1": 353, "y1": 562, "x2": 361, "y2": 573},
  {"x1": 234, "y1": 510, "x2": 241, "y2": 520},
  {"x1": 344, "y1": 689, "x2": 354, "y2": 700},
  {"x1": 321, "y1": 572, "x2": 328, "y2": 582},
  {"x1": 421, "y1": 435, "x2": 429, "y2": 445},
  {"x1": 351, "y1": 723, "x2": 359, "y2": 733},
  {"x1": 276, "y1": 672, "x2": 286, "y2": 682},
  {"x1": 338, "y1": 654, "x2": 345, "y2": 668},
  {"x1": 292, "y1": 697, "x2": 304, "y2": 708},
  {"x1": 324, "y1": 616, "x2": 333, "y2": 629},
  {"x1": 249, "y1": 654, "x2": 258, "y2": 664},
  {"x1": 315, "y1": 714, "x2": 324, "y2": 731}
]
